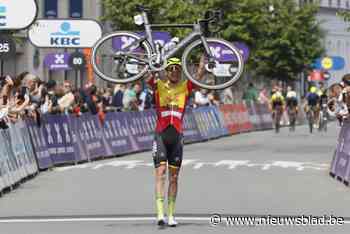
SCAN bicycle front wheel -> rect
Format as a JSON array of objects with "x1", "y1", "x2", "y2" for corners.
[
  {"x1": 182, "y1": 38, "x2": 244, "y2": 90},
  {"x1": 91, "y1": 31, "x2": 152, "y2": 84}
]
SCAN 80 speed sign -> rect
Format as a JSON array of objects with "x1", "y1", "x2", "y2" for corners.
[{"x1": 68, "y1": 51, "x2": 86, "y2": 70}]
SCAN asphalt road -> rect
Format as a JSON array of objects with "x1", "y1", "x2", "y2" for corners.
[{"x1": 0, "y1": 122, "x2": 349, "y2": 234}]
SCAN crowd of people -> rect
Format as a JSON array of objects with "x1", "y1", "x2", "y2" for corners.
[
  {"x1": 3, "y1": 70, "x2": 349, "y2": 132},
  {"x1": 0, "y1": 72, "x2": 236, "y2": 129}
]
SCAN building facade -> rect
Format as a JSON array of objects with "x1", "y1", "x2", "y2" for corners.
[
  {"x1": 4, "y1": 0, "x2": 105, "y2": 88},
  {"x1": 300, "y1": 0, "x2": 350, "y2": 84},
  {"x1": 3, "y1": 0, "x2": 350, "y2": 87}
]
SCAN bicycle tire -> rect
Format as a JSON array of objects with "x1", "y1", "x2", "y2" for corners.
[
  {"x1": 91, "y1": 31, "x2": 152, "y2": 84},
  {"x1": 182, "y1": 38, "x2": 244, "y2": 90}
]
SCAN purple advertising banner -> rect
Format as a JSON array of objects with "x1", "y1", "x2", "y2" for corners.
[
  {"x1": 233, "y1": 42, "x2": 250, "y2": 62},
  {"x1": 330, "y1": 122, "x2": 350, "y2": 182},
  {"x1": 73, "y1": 113, "x2": 106, "y2": 160},
  {"x1": 193, "y1": 107, "x2": 223, "y2": 140},
  {"x1": 212, "y1": 106, "x2": 230, "y2": 136},
  {"x1": 102, "y1": 111, "x2": 140, "y2": 156},
  {"x1": 132, "y1": 110, "x2": 156, "y2": 151},
  {"x1": 69, "y1": 114, "x2": 90, "y2": 162},
  {"x1": 183, "y1": 108, "x2": 202, "y2": 143},
  {"x1": 25, "y1": 119, "x2": 52, "y2": 169},
  {"x1": 208, "y1": 42, "x2": 250, "y2": 62},
  {"x1": 112, "y1": 31, "x2": 171, "y2": 51},
  {"x1": 42, "y1": 114, "x2": 76, "y2": 165},
  {"x1": 44, "y1": 52, "x2": 71, "y2": 71}
]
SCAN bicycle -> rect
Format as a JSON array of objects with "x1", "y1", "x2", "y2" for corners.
[
  {"x1": 287, "y1": 106, "x2": 298, "y2": 132},
  {"x1": 272, "y1": 105, "x2": 283, "y2": 133},
  {"x1": 91, "y1": 5, "x2": 244, "y2": 90},
  {"x1": 318, "y1": 103, "x2": 328, "y2": 132},
  {"x1": 306, "y1": 105, "x2": 317, "y2": 134}
]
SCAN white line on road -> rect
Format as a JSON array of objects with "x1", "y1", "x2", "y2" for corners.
[
  {"x1": 0, "y1": 216, "x2": 349, "y2": 224},
  {"x1": 0, "y1": 217, "x2": 208, "y2": 223},
  {"x1": 54, "y1": 159, "x2": 329, "y2": 172}
]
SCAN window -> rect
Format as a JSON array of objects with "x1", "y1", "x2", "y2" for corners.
[
  {"x1": 69, "y1": 0, "x2": 83, "y2": 18},
  {"x1": 44, "y1": 0, "x2": 58, "y2": 18},
  {"x1": 337, "y1": 0, "x2": 341, "y2": 7},
  {"x1": 347, "y1": 0, "x2": 349, "y2": 8},
  {"x1": 329, "y1": 0, "x2": 333, "y2": 6}
]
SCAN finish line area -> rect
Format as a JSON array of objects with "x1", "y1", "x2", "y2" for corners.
[{"x1": 0, "y1": 123, "x2": 349, "y2": 234}]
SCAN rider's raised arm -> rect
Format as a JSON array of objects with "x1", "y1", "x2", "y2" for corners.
[
  {"x1": 188, "y1": 55, "x2": 206, "y2": 91},
  {"x1": 196, "y1": 55, "x2": 206, "y2": 82}
]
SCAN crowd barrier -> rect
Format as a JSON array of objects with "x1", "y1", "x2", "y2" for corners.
[
  {"x1": 330, "y1": 121, "x2": 350, "y2": 186},
  {"x1": 24, "y1": 103, "x2": 273, "y2": 170},
  {"x1": 0, "y1": 121, "x2": 39, "y2": 194}
]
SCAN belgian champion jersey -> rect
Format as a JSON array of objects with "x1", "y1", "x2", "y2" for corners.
[{"x1": 149, "y1": 78, "x2": 195, "y2": 133}]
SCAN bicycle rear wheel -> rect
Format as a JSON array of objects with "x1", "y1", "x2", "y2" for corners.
[
  {"x1": 182, "y1": 38, "x2": 244, "y2": 90},
  {"x1": 91, "y1": 31, "x2": 152, "y2": 84},
  {"x1": 308, "y1": 111, "x2": 313, "y2": 133}
]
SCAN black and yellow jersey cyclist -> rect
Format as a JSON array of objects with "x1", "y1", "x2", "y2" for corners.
[{"x1": 270, "y1": 91, "x2": 285, "y2": 110}]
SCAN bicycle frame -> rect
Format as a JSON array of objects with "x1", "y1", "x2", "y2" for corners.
[{"x1": 136, "y1": 11, "x2": 214, "y2": 63}]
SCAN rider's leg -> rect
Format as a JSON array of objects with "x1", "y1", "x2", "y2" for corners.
[
  {"x1": 153, "y1": 135, "x2": 167, "y2": 223},
  {"x1": 168, "y1": 166, "x2": 180, "y2": 222},
  {"x1": 167, "y1": 135, "x2": 183, "y2": 226},
  {"x1": 155, "y1": 164, "x2": 167, "y2": 222}
]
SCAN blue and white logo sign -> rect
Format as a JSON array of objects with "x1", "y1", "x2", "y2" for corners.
[
  {"x1": 0, "y1": 4, "x2": 7, "y2": 27},
  {"x1": 28, "y1": 20, "x2": 102, "y2": 48},
  {"x1": 0, "y1": 0, "x2": 37, "y2": 30},
  {"x1": 50, "y1": 22, "x2": 81, "y2": 46}
]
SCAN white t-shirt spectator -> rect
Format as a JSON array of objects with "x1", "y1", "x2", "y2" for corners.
[{"x1": 195, "y1": 90, "x2": 210, "y2": 106}]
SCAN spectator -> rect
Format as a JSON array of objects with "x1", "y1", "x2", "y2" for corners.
[
  {"x1": 123, "y1": 83, "x2": 138, "y2": 111},
  {"x1": 242, "y1": 82, "x2": 258, "y2": 103},
  {"x1": 138, "y1": 83, "x2": 154, "y2": 111},
  {"x1": 57, "y1": 81, "x2": 75, "y2": 114},
  {"x1": 221, "y1": 88, "x2": 234, "y2": 104},
  {"x1": 112, "y1": 84, "x2": 125, "y2": 111},
  {"x1": 208, "y1": 91, "x2": 220, "y2": 106},
  {"x1": 258, "y1": 88, "x2": 269, "y2": 105},
  {"x1": 194, "y1": 89, "x2": 210, "y2": 107}
]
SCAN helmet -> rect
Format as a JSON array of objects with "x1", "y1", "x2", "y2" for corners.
[
  {"x1": 167, "y1": 57, "x2": 182, "y2": 67},
  {"x1": 310, "y1": 86, "x2": 317, "y2": 93}
]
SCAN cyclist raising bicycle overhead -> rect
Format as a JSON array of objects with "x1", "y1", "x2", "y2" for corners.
[
  {"x1": 270, "y1": 87, "x2": 285, "y2": 133},
  {"x1": 147, "y1": 57, "x2": 205, "y2": 227}
]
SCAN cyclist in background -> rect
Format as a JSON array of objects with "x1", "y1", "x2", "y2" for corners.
[
  {"x1": 270, "y1": 87, "x2": 285, "y2": 133},
  {"x1": 286, "y1": 86, "x2": 298, "y2": 131},
  {"x1": 319, "y1": 87, "x2": 328, "y2": 131},
  {"x1": 305, "y1": 86, "x2": 320, "y2": 132},
  {"x1": 148, "y1": 57, "x2": 205, "y2": 227}
]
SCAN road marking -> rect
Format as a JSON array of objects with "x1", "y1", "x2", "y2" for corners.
[
  {"x1": 0, "y1": 216, "x2": 348, "y2": 224},
  {"x1": 54, "y1": 159, "x2": 329, "y2": 172}
]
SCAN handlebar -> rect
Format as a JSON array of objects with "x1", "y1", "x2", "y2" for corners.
[
  {"x1": 135, "y1": 4, "x2": 150, "y2": 13},
  {"x1": 202, "y1": 10, "x2": 223, "y2": 23},
  {"x1": 200, "y1": 10, "x2": 224, "y2": 35}
]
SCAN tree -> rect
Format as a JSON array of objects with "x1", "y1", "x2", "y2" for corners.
[
  {"x1": 101, "y1": 0, "x2": 201, "y2": 36},
  {"x1": 101, "y1": 0, "x2": 324, "y2": 81},
  {"x1": 205, "y1": 0, "x2": 324, "y2": 81}
]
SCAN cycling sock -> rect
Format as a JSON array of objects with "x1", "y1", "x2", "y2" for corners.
[
  {"x1": 168, "y1": 196, "x2": 176, "y2": 218},
  {"x1": 156, "y1": 193, "x2": 165, "y2": 219}
]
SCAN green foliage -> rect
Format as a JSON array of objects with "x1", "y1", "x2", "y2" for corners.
[
  {"x1": 101, "y1": 0, "x2": 324, "y2": 81},
  {"x1": 101, "y1": 0, "x2": 200, "y2": 36}
]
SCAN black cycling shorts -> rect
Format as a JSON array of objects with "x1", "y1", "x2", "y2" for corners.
[{"x1": 152, "y1": 126, "x2": 183, "y2": 169}]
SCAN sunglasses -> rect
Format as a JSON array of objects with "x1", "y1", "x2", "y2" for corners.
[{"x1": 166, "y1": 65, "x2": 181, "y2": 72}]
